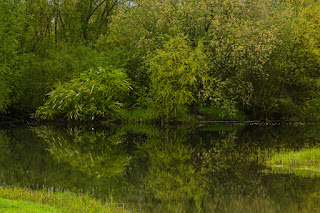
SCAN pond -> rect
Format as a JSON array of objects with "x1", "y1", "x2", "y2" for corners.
[{"x1": 0, "y1": 123, "x2": 320, "y2": 212}]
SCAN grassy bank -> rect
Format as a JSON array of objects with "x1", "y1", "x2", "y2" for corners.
[
  {"x1": 266, "y1": 147, "x2": 320, "y2": 176},
  {"x1": 0, "y1": 186, "x2": 129, "y2": 213},
  {"x1": 122, "y1": 106, "x2": 248, "y2": 124},
  {"x1": 198, "y1": 107, "x2": 248, "y2": 121},
  {"x1": 0, "y1": 198, "x2": 60, "y2": 213},
  {"x1": 122, "y1": 108, "x2": 151, "y2": 123}
]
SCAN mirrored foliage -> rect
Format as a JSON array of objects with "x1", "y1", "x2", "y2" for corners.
[{"x1": 0, "y1": 124, "x2": 320, "y2": 212}]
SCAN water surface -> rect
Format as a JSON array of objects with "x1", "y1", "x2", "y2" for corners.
[{"x1": 0, "y1": 123, "x2": 320, "y2": 212}]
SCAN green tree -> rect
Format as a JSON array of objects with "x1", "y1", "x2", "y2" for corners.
[
  {"x1": 146, "y1": 35, "x2": 208, "y2": 122},
  {"x1": 13, "y1": 45, "x2": 105, "y2": 113},
  {"x1": 205, "y1": 0, "x2": 320, "y2": 119},
  {"x1": 106, "y1": 0, "x2": 212, "y2": 106},
  {"x1": 6, "y1": 0, "x2": 121, "y2": 114}
]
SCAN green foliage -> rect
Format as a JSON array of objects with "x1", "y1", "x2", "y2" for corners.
[
  {"x1": 23, "y1": 0, "x2": 119, "y2": 46},
  {"x1": 206, "y1": 1, "x2": 277, "y2": 117},
  {"x1": 1, "y1": 0, "x2": 320, "y2": 121},
  {"x1": 146, "y1": 35, "x2": 208, "y2": 122},
  {"x1": 108, "y1": 0, "x2": 320, "y2": 121},
  {"x1": 0, "y1": 0, "x2": 121, "y2": 114},
  {"x1": 267, "y1": 2, "x2": 320, "y2": 119},
  {"x1": 203, "y1": 0, "x2": 320, "y2": 119},
  {"x1": 0, "y1": 0, "x2": 26, "y2": 113},
  {"x1": 305, "y1": 98, "x2": 320, "y2": 120},
  {"x1": 108, "y1": 0, "x2": 213, "y2": 106},
  {"x1": 35, "y1": 67, "x2": 131, "y2": 121},
  {"x1": 13, "y1": 45, "x2": 105, "y2": 113}
]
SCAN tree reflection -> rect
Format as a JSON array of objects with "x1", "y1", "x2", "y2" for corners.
[
  {"x1": 125, "y1": 125, "x2": 245, "y2": 211},
  {"x1": 34, "y1": 126, "x2": 130, "y2": 178},
  {"x1": 0, "y1": 127, "x2": 63, "y2": 188},
  {"x1": 1, "y1": 124, "x2": 320, "y2": 212},
  {"x1": 33, "y1": 125, "x2": 131, "y2": 198}
]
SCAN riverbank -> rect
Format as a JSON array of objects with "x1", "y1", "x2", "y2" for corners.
[
  {"x1": 122, "y1": 106, "x2": 248, "y2": 124},
  {"x1": 2, "y1": 106, "x2": 317, "y2": 126},
  {"x1": 0, "y1": 186, "x2": 129, "y2": 213},
  {"x1": 266, "y1": 147, "x2": 320, "y2": 177}
]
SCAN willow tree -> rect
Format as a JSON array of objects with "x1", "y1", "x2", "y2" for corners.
[{"x1": 146, "y1": 35, "x2": 208, "y2": 122}]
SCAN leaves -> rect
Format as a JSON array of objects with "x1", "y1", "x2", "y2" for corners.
[
  {"x1": 146, "y1": 35, "x2": 208, "y2": 122},
  {"x1": 35, "y1": 67, "x2": 131, "y2": 121}
]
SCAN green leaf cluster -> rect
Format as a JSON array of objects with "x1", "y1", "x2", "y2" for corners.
[
  {"x1": 146, "y1": 35, "x2": 208, "y2": 122},
  {"x1": 35, "y1": 67, "x2": 131, "y2": 121}
]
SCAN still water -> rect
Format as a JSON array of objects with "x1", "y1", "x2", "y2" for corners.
[{"x1": 0, "y1": 123, "x2": 320, "y2": 212}]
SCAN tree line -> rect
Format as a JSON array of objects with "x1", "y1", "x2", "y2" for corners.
[{"x1": 1, "y1": 0, "x2": 320, "y2": 122}]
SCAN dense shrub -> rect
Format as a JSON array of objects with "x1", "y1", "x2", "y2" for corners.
[{"x1": 35, "y1": 67, "x2": 131, "y2": 121}]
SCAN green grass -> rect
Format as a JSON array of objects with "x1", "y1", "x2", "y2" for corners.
[
  {"x1": 198, "y1": 106, "x2": 248, "y2": 121},
  {"x1": 0, "y1": 198, "x2": 59, "y2": 213},
  {"x1": 265, "y1": 167, "x2": 320, "y2": 178},
  {"x1": 123, "y1": 107, "x2": 248, "y2": 124},
  {"x1": 266, "y1": 147, "x2": 320, "y2": 175},
  {"x1": 0, "y1": 186, "x2": 130, "y2": 213},
  {"x1": 122, "y1": 108, "x2": 151, "y2": 123},
  {"x1": 122, "y1": 108, "x2": 196, "y2": 123}
]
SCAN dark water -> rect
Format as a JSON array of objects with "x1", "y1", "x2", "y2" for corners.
[{"x1": 0, "y1": 123, "x2": 320, "y2": 212}]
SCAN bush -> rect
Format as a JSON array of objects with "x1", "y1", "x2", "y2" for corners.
[{"x1": 35, "y1": 67, "x2": 131, "y2": 121}]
